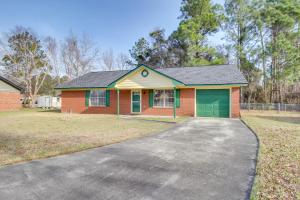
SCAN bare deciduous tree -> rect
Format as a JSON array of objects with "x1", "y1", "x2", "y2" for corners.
[
  {"x1": 61, "y1": 32, "x2": 99, "y2": 79},
  {"x1": 101, "y1": 49, "x2": 114, "y2": 71},
  {"x1": 116, "y1": 53, "x2": 130, "y2": 70},
  {"x1": 44, "y1": 36, "x2": 61, "y2": 83}
]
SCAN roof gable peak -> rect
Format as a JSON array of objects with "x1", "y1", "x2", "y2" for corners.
[{"x1": 107, "y1": 64, "x2": 185, "y2": 88}]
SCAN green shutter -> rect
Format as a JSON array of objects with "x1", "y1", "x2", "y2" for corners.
[
  {"x1": 85, "y1": 90, "x2": 90, "y2": 107},
  {"x1": 176, "y1": 89, "x2": 180, "y2": 108},
  {"x1": 106, "y1": 90, "x2": 110, "y2": 106},
  {"x1": 149, "y1": 89, "x2": 153, "y2": 107}
]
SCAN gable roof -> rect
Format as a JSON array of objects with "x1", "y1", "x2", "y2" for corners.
[
  {"x1": 0, "y1": 73, "x2": 24, "y2": 91},
  {"x1": 107, "y1": 64, "x2": 185, "y2": 88},
  {"x1": 55, "y1": 64, "x2": 247, "y2": 89},
  {"x1": 56, "y1": 70, "x2": 130, "y2": 89},
  {"x1": 157, "y1": 65, "x2": 247, "y2": 85}
]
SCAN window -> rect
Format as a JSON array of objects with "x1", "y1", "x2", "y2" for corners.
[
  {"x1": 154, "y1": 90, "x2": 174, "y2": 108},
  {"x1": 90, "y1": 90, "x2": 106, "y2": 106}
]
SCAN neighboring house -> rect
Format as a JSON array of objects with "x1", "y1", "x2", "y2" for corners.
[
  {"x1": 0, "y1": 73, "x2": 24, "y2": 111},
  {"x1": 55, "y1": 64, "x2": 247, "y2": 118},
  {"x1": 36, "y1": 95, "x2": 61, "y2": 108}
]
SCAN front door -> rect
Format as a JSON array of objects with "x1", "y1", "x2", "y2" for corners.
[{"x1": 131, "y1": 90, "x2": 141, "y2": 113}]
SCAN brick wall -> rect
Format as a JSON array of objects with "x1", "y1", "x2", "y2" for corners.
[
  {"x1": 0, "y1": 92, "x2": 22, "y2": 111},
  {"x1": 61, "y1": 91, "x2": 86, "y2": 113},
  {"x1": 119, "y1": 90, "x2": 131, "y2": 114},
  {"x1": 61, "y1": 88, "x2": 195, "y2": 116},
  {"x1": 141, "y1": 88, "x2": 194, "y2": 116},
  {"x1": 61, "y1": 88, "x2": 240, "y2": 117},
  {"x1": 87, "y1": 90, "x2": 133, "y2": 114},
  {"x1": 61, "y1": 90, "x2": 132, "y2": 114},
  {"x1": 231, "y1": 87, "x2": 240, "y2": 118}
]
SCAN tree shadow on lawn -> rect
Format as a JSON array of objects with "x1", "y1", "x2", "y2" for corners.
[{"x1": 255, "y1": 115, "x2": 300, "y2": 125}]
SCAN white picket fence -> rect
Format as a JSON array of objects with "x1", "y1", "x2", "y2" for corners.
[{"x1": 241, "y1": 103, "x2": 300, "y2": 112}]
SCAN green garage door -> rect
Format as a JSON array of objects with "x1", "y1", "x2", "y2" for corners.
[{"x1": 196, "y1": 89, "x2": 230, "y2": 118}]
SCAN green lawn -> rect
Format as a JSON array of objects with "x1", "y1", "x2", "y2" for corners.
[
  {"x1": 241, "y1": 111, "x2": 300, "y2": 200},
  {"x1": 0, "y1": 109, "x2": 173, "y2": 166}
]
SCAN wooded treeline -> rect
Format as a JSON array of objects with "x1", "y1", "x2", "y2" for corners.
[
  {"x1": 130, "y1": 0, "x2": 300, "y2": 104},
  {"x1": 1, "y1": 0, "x2": 300, "y2": 106}
]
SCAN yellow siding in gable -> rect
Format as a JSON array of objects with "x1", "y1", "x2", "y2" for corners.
[{"x1": 115, "y1": 68, "x2": 175, "y2": 89}]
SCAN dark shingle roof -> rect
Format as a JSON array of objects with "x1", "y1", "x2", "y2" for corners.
[
  {"x1": 157, "y1": 65, "x2": 247, "y2": 85},
  {"x1": 56, "y1": 70, "x2": 129, "y2": 89},
  {"x1": 55, "y1": 64, "x2": 247, "y2": 89},
  {"x1": 0, "y1": 73, "x2": 24, "y2": 91}
]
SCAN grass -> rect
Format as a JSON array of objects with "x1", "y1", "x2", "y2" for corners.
[
  {"x1": 0, "y1": 109, "x2": 172, "y2": 166},
  {"x1": 241, "y1": 110, "x2": 300, "y2": 200}
]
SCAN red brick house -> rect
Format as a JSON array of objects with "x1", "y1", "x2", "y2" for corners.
[
  {"x1": 55, "y1": 64, "x2": 247, "y2": 118},
  {"x1": 0, "y1": 74, "x2": 23, "y2": 111}
]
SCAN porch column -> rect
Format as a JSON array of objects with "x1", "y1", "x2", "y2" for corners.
[
  {"x1": 117, "y1": 89, "x2": 120, "y2": 116},
  {"x1": 173, "y1": 87, "x2": 176, "y2": 119}
]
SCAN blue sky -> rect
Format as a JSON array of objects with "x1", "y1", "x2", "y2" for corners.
[{"x1": 0, "y1": 0, "x2": 225, "y2": 56}]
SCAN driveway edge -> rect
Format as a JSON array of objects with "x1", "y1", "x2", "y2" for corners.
[{"x1": 240, "y1": 119, "x2": 260, "y2": 200}]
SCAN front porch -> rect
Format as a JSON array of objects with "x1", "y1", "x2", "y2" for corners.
[
  {"x1": 106, "y1": 65, "x2": 186, "y2": 118},
  {"x1": 115, "y1": 88, "x2": 179, "y2": 118},
  {"x1": 80, "y1": 88, "x2": 195, "y2": 117}
]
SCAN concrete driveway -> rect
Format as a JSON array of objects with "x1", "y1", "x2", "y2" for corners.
[{"x1": 0, "y1": 118, "x2": 258, "y2": 200}]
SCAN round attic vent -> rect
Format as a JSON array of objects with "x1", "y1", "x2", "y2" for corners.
[{"x1": 141, "y1": 69, "x2": 149, "y2": 77}]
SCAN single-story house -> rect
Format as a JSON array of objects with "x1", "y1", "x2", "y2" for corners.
[
  {"x1": 55, "y1": 64, "x2": 247, "y2": 118},
  {"x1": 0, "y1": 73, "x2": 24, "y2": 111}
]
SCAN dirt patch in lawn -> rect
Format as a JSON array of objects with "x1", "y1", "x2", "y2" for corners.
[{"x1": 241, "y1": 110, "x2": 300, "y2": 200}]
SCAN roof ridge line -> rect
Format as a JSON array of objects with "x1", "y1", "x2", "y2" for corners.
[
  {"x1": 156, "y1": 64, "x2": 236, "y2": 70},
  {"x1": 90, "y1": 69, "x2": 130, "y2": 73}
]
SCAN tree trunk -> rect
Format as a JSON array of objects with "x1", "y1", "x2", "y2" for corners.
[
  {"x1": 259, "y1": 27, "x2": 267, "y2": 102},
  {"x1": 248, "y1": 89, "x2": 252, "y2": 111},
  {"x1": 30, "y1": 94, "x2": 37, "y2": 108},
  {"x1": 270, "y1": 27, "x2": 278, "y2": 103},
  {"x1": 28, "y1": 90, "x2": 34, "y2": 108}
]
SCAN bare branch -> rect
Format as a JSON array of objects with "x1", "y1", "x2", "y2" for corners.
[
  {"x1": 115, "y1": 53, "x2": 130, "y2": 70},
  {"x1": 101, "y1": 49, "x2": 114, "y2": 71},
  {"x1": 44, "y1": 36, "x2": 61, "y2": 78},
  {"x1": 61, "y1": 32, "x2": 100, "y2": 79}
]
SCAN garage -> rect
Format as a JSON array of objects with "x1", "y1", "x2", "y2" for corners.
[{"x1": 196, "y1": 89, "x2": 230, "y2": 118}]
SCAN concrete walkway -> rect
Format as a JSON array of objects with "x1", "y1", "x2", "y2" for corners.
[{"x1": 0, "y1": 118, "x2": 258, "y2": 200}]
